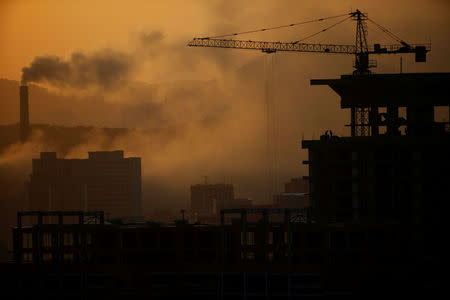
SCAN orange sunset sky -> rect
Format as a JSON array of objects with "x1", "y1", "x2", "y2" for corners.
[{"x1": 1, "y1": 0, "x2": 449, "y2": 83}]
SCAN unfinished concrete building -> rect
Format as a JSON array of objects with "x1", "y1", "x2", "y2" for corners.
[
  {"x1": 9, "y1": 210, "x2": 424, "y2": 298},
  {"x1": 302, "y1": 73, "x2": 450, "y2": 225}
]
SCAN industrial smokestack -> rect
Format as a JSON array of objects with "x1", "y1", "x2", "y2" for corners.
[{"x1": 19, "y1": 85, "x2": 30, "y2": 142}]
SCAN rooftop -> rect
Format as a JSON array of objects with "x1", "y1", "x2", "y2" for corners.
[{"x1": 311, "y1": 72, "x2": 450, "y2": 107}]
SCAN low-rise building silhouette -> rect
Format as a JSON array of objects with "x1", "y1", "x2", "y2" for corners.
[
  {"x1": 273, "y1": 178, "x2": 310, "y2": 209},
  {"x1": 9, "y1": 209, "x2": 425, "y2": 298},
  {"x1": 190, "y1": 183, "x2": 234, "y2": 217},
  {"x1": 284, "y1": 177, "x2": 309, "y2": 193}
]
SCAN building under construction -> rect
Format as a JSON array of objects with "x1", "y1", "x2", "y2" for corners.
[
  {"x1": 303, "y1": 72, "x2": 450, "y2": 225},
  {"x1": 6, "y1": 70, "x2": 446, "y2": 297},
  {"x1": 2, "y1": 9, "x2": 447, "y2": 298},
  {"x1": 7, "y1": 209, "x2": 437, "y2": 298}
]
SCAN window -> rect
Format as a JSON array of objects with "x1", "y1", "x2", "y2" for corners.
[
  {"x1": 226, "y1": 232, "x2": 236, "y2": 248},
  {"x1": 241, "y1": 232, "x2": 255, "y2": 246},
  {"x1": 99, "y1": 255, "x2": 115, "y2": 264},
  {"x1": 246, "y1": 251, "x2": 255, "y2": 262},
  {"x1": 329, "y1": 253, "x2": 349, "y2": 265},
  {"x1": 63, "y1": 253, "x2": 74, "y2": 263},
  {"x1": 247, "y1": 273, "x2": 264, "y2": 293},
  {"x1": 63, "y1": 233, "x2": 73, "y2": 246},
  {"x1": 368, "y1": 230, "x2": 385, "y2": 249},
  {"x1": 43, "y1": 252, "x2": 52, "y2": 263},
  {"x1": 43, "y1": 233, "x2": 52, "y2": 248},
  {"x1": 159, "y1": 232, "x2": 174, "y2": 248},
  {"x1": 98, "y1": 232, "x2": 115, "y2": 248},
  {"x1": 292, "y1": 232, "x2": 302, "y2": 248},
  {"x1": 22, "y1": 252, "x2": 32, "y2": 263},
  {"x1": 184, "y1": 251, "x2": 194, "y2": 261},
  {"x1": 22, "y1": 233, "x2": 32, "y2": 249},
  {"x1": 142, "y1": 232, "x2": 157, "y2": 248},
  {"x1": 199, "y1": 251, "x2": 216, "y2": 262},
  {"x1": 268, "y1": 250, "x2": 274, "y2": 262},
  {"x1": 199, "y1": 231, "x2": 214, "y2": 248},
  {"x1": 122, "y1": 232, "x2": 137, "y2": 248},
  {"x1": 85, "y1": 232, "x2": 93, "y2": 246},
  {"x1": 307, "y1": 232, "x2": 323, "y2": 248},
  {"x1": 329, "y1": 231, "x2": 346, "y2": 248},
  {"x1": 352, "y1": 196, "x2": 360, "y2": 209},
  {"x1": 349, "y1": 232, "x2": 365, "y2": 248},
  {"x1": 306, "y1": 252, "x2": 324, "y2": 264},
  {"x1": 272, "y1": 231, "x2": 283, "y2": 246}
]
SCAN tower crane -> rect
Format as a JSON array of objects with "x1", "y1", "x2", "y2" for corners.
[
  {"x1": 187, "y1": 9, "x2": 431, "y2": 201},
  {"x1": 188, "y1": 9, "x2": 431, "y2": 75}
]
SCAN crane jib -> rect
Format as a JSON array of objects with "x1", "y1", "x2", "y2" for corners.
[
  {"x1": 188, "y1": 38, "x2": 430, "y2": 58},
  {"x1": 188, "y1": 10, "x2": 431, "y2": 74}
]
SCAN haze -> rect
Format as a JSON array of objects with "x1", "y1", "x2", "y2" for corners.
[{"x1": 0, "y1": 0, "x2": 449, "y2": 224}]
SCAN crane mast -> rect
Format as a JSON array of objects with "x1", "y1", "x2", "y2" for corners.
[
  {"x1": 353, "y1": 9, "x2": 370, "y2": 75},
  {"x1": 187, "y1": 9, "x2": 432, "y2": 197}
]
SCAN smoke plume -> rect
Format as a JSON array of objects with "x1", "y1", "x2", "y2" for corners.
[{"x1": 21, "y1": 49, "x2": 133, "y2": 88}]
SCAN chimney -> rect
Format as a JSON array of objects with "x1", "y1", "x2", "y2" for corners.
[{"x1": 19, "y1": 85, "x2": 30, "y2": 142}]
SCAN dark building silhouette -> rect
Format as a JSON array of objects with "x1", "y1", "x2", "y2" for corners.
[
  {"x1": 303, "y1": 73, "x2": 450, "y2": 224},
  {"x1": 190, "y1": 183, "x2": 234, "y2": 217},
  {"x1": 9, "y1": 209, "x2": 435, "y2": 298},
  {"x1": 3, "y1": 73, "x2": 446, "y2": 298},
  {"x1": 25, "y1": 151, "x2": 142, "y2": 218},
  {"x1": 19, "y1": 85, "x2": 30, "y2": 142},
  {"x1": 284, "y1": 177, "x2": 309, "y2": 193},
  {"x1": 273, "y1": 192, "x2": 309, "y2": 209},
  {"x1": 273, "y1": 178, "x2": 310, "y2": 209}
]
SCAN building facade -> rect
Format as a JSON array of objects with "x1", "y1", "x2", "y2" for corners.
[
  {"x1": 303, "y1": 73, "x2": 450, "y2": 224},
  {"x1": 284, "y1": 177, "x2": 309, "y2": 193},
  {"x1": 8, "y1": 210, "x2": 437, "y2": 298},
  {"x1": 190, "y1": 183, "x2": 234, "y2": 216},
  {"x1": 26, "y1": 151, "x2": 142, "y2": 218}
]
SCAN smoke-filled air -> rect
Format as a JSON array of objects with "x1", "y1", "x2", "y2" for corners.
[
  {"x1": 21, "y1": 50, "x2": 133, "y2": 88},
  {"x1": 0, "y1": 0, "x2": 449, "y2": 234}
]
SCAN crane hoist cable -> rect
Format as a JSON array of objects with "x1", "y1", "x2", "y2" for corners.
[
  {"x1": 189, "y1": 10, "x2": 431, "y2": 75},
  {"x1": 367, "y1": 18, "x2": 409, "y2": 46},
  {"x1": 205, "y1": 13, "x2": 349, "y2": 39},
  {"x1": 292, "y1": 15, "x2": 352, "y2": 44}
]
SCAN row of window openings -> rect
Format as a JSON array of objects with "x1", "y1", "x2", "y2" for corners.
[
  {"x1": 23, "y1": 251, "x2": 382, "y2": 265},
  {"x1": 311, "y1": 182, "x2": 423, "y2": 194},
  {"x1": 22, "y1": 232, "x2": 93, "y2": 249},
  {"x1": 26, "y1": 231, "x2": 370, "y2": 249},
  {"x1": 22, "y1": 252, "x2": 75, "y2": 263},
  {"x1": 312, "y1": 151, "x2": 423, "y2": 162}
]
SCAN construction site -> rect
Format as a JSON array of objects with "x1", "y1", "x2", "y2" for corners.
[{"x1": 1, "y1": 6, "x2": 449, "y2": 299}]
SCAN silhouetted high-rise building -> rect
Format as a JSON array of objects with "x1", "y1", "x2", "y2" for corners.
[
  {"x1": 26, "y1": 151, "x2": 142, "y2": 218},
  {"x1": 303, "y1": 73, "x2": 450, "y2": 224}
]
